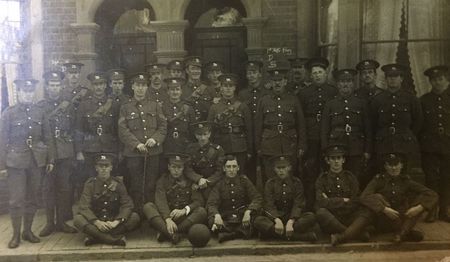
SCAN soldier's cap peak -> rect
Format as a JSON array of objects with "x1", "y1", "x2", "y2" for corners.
[
  {"x1": 145, "y1": 63, "x2": 166, "y2": 72},
  {"x1": 63, "y1": 62, "x2": 84, "y2": 72},
  {"x1": 333, "y1": 69, "x2": 357, "y2": 80},
  {"x1": 164, "y1": 77, "x2": 185, "y2": 86},
  {"x1": 43, "y1": 70, "x2": 65, "y2": 82},
  {"x1": 306, "y1": 57, "x2": 330, "y2": 70},
  {"x1": 384, "y1": 152, "x2": 405, "y2": 165},
  {"x1": 381, "y1": 63, "x2": 408, "y2": 76},
  {"x1": 244, "y1": 60, "x2": 263, "y2": 70},
  {"x1": 270, "y1": 155, "x2": 293, "y2": 166},
  {"x1": 191, "y1": 121, "x2": 212, "y2": 133},
  {"x1": 167, "y1": 60, "x2": 184, "y2": 70},
  {"x1": 107, "y1": 69, "x2": 126, "y2": 80},
  {"x1": 218, "y1": 73, "x2": 238, "y2": 84},
  {"x1": 356, "y1": 59, "x2": 380, "y2": 71},
  {"x1": 129, "y1": 72, "x2": 149, "y2": 83},
  {"x1": 424, "y1": 65, "x2": 448, "y2": 79},
  {"x1": 95, "y1": 153, "x2": 116, "y2": 165},
  {"x1": 184, "y1": 56, "x2": 202, "y2": 68},
  {"x1": 14, "y1": 79, "x2": 39, "y2": 91},
  {"x1": 166, "y1": 153, "x2": 190, "y2": 164},
  {"x1": 87, "y1": 72, "x2": 107, "y2": 83},
  {"x1": 204, "y1": 61, "x2": 224, "y2": 71},
  {"x1": 324, "y1": 144, "x2": 347, "y2": 156},
  {"x1": 289, "y1": 57, "x2": 309, "y2": 68}
]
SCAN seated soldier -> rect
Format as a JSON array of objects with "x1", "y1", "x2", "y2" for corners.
[
  {"x1": 207, "y1": 155, "x2": 262, "y2": 242},
  {"x1": 360, "y1": 152, "x2": 438, "y2": 243},
  {"x1": 185, "y1": 121, "x2": 225, "y2": 199},
  {"x1": 74, "y1": 153, "x2": 140, "y2": 246},
  {"x1": 254, "y1": 155, "x2": 318, "y2": 242},
  {"x1": 315, "y1": 145, "x2": 372, "y2": 246},
  {"x1": 143, "y1": 153, "x2": 207, "y2": 244}
]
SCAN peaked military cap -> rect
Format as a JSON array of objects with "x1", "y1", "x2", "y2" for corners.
[
  {"x1": 218, "y1": 73, "x2": 238, "y2": 84},
  {"x1": 191, "y1": 121, "x2": 212, "y2": 134},
  {"x1": 184, "y1": 56, "x2": 202, "y2": 68},
  {"x1": 267, "y1": 61, "x2": 290, "y2": 79},
  {"x1": 204, "y1": 61, "x2": 225, "y2": 72},
  {"x1": 383, "y1": 152, "x2": 405, "y2": 165},
  {"x1": 164, "y1": 77, "x2": 185, "y2": 88},
  {"x1": 306, "y1": 57, "x2": 330, "y2": 70},
  {"x1": 244, "y1": 61, "x2": 263, "y2": 71},
  {"x1": 129, "y1": 72, "x2": 149, "y2": 83},
  {"x1": 167, "y1": 60, "x2": 184, "y2": 70},
  {"x1": 424, "y1": 65, "x2": 448, "y2": 79},
  {"x1": 43, "y1": 71, "x2": 65, "y2": 82},
  {"x1": 324, "y1": 144, "x2": 347, "y2": 157},
  {"x1": 87, "y1": 72, "x2": 107, "y2": 83},
  {"x1": 14, "y1": 79, "x2": 39, "y2": 92},
  {"x1": 145, "y1": 63, "x2": 165, "y2": 74},
  {"x1": 166, "y1": 153, "x2": 190, "y2": 165},
  {"x1": 107, "y1": 69, "x2": 126, "y2": 81},
  {"x1": 289, "y1": 57, "x2": 309, "y2": 68},
  {"x1": 333, "y1": 69, "x2": 357, "y2": 80},
  {"x1": 63, "y1": 62, "x2": 84, "y2": 73},
  {"x1": 381, "y1": 63, "x2": 407, "y2": 77},
  {"x1": 95, "y1": 153, "x2": 116, "y2": 165},
  {"x1": 356, "y1": 59, "x2": 380, "y2": 71},
  {"x1": 271, "y1": 155, "x2": 293, "y2": 167}
]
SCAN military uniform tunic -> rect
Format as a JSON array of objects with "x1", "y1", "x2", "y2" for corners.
[
  {"x1": 147, "y1": 86, "x2": 169, "y2": 106},
  {"x1": 61, "y1": 84, "x2": 89, "y2": 110},
  {"x1": 161, "y1": 100, "x2": 195, "y2": 154},
  {"x1": 354, "y1": 85, "x2": 383, "y2": 102},
  {"x1": 419, "y1": 87, "x2": 450, "y2": 215},
  {"x1": 0, "y1": 103, "x2": 54, "y2": 217},
  {"x1": 182, "y1": 81, "x2": 216, "y2": 121}
]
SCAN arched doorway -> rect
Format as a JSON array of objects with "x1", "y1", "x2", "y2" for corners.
[
  {"x1": 184, "y1": 0, "x2": 248, "y2": 78},
  {"x1": 94, "y1": 0, "x2": 157, "y2": 73}
]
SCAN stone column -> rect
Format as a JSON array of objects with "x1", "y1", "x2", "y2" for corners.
[
  {"x1": 242, "y1": 17, "x2": 268, "y2": 61},
  {"x1": 337, "y1": 0, "x2": 362, "y2": 68},
  {"x1": 70, "y1": 23, "x2": 99, "y2": 76},
  {"x1": 150, "y1": 20, "x2": 189, "y2": 63}
]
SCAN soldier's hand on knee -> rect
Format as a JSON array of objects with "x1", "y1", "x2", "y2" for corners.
[
  {"x1": 94, "y1": 220, "x2": 110, "y2": 232},
  {"x1": 136, "y1": 143, "x2": 148, "y2": 153},
  {"x1": 214, "y1": 214, "x2": 224, "y2": 229},
  {"x1": 198, "y1": 178, "x2": 209, "y2": 189},
  {"x1": 285, "y1": 219, "x2": 294, "y2": 238},
  {"x1": 383, "y1": 207, "x2": 400, "y2": 220},
  {"x1": 242, "y1": 210, "x2": 252, "y2": 228},
  {"x1": 46, "y1": 163, "x2": 54, "y2": 174},
  {"x1": 170, "y1": 209, "x2": 186, "y2": 220},
  {"x1": 108, "y1": 220, "x2": 120, "y2": 229},
  {"x1": 405, "y1": 204, "x2": 424, "y2": 218},
  {"x1": 165, "y1": 218, "x2": 178, "y2": 235},
  {"x1": 274, "y1": 218, "x2": 284, "y2": 235}
]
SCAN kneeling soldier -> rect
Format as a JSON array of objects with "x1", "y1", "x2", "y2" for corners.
[
  {"x1": 143, "y1": 153, "x2": 207, "y2": 244},
  {"x1": 74, "y1": 153, "x2": 140, "y2": 246},
  {"x1": 360, "y1": 152, "x2": 438, "y2": 243},
  {"x1": 315, "y1": 145, "x2": 373, "y2": 246},
  {"x1": 254, "y1": 155, "x2": 318, "y2": 242},
  {"x1": 207, "y1": 155, "x2": 262, "y2": 242}
]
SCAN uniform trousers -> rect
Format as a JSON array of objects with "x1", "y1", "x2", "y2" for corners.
[
  {"x1": 422, "y1": 153, "x2": 450, "y2": 215},
  {"x1": 7, "y1": 163, "x2": 43, "y2": 218},
  {"x1": 315, "y1": 207, "x2": 373, "y2": 234},
  {"x1": 42, "y1": 158, "x2": 74, "y2": 222},
  {"x1": 73, "y1": 212, "x2": 140, "y2": 235},
  {"x1": 254, "y1": 212, "x2": 316, "y2": 237}
]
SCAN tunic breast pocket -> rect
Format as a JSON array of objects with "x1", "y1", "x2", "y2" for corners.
[
  {"x1": 145, "y1": 112, "x2": 157, "y2": 128},
  {"x1": 126, "y1": 115, "x2": 141, "y2": 130},
  {"x1": 10, "y1": 120, "x2": 27, "y2": 136}
]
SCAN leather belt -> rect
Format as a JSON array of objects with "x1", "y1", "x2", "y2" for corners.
[{"x1": 264, "y1": 124, "x2": 295, "y2": 133}]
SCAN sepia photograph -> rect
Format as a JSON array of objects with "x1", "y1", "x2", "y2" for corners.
[{"x1": 0, "y1": 0, "x2": 449, "y2": 261}]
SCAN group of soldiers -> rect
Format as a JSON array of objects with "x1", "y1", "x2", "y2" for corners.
[{"x1": 0, "y1": 54, "x2": 448, "y2": 248}]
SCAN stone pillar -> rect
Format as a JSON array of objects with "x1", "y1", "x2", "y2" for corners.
[
  {"x1": 150, "y1": 20, "x2": 189, "y2": 63},
  {"x1": 70, "y1": 23, "x2": 99, "y2": 76},
  {"x1": 337, "y1": 0, "x2": 362, "y2": 68},
  {"x1": 242, "y1": 17, "x2": 268, "y2": 61}
]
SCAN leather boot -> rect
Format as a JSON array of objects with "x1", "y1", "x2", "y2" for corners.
[
  {"x1": 39, "y1": 208, "x2": 55, "y2": 237},
  {"x1": 290, "y1": 231, "x2": 318, "y2": 242},
  {"x1": 83, "y1": 224, "x2": 121, "y2": 245},
  {"x1": 218, "y1": 232, "x2": 238, "y2": 243},
  {"x1": 55, "y1": 222, "x2": 77, "y2": 234},
  {"x1": 393, "y1": 217, "x2": 419, "y2": 243},
  {"x1": 148, "y1": 217, "x2": 172, "y2": 242},
  {"x1": 22, "y1": 214, "x2": 40, "y2": 243},
  {"x1": 331, "y1": 216, "x2": 370, "y2": 246},
  {"x1": 8, "y1": 217, "x2": 22, "y2": 249}
]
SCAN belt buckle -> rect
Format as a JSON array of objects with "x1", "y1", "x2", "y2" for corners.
[
  {"x1": 277, "y1": 124, "x2": 283, "y2": 132},
  {"x1": 345, "y1": 124, "x2": 352, "y2": 133},
  {"x1": 26, "y1": 137, "x2": 33, "y2": 147},
  {"x1": 97, "y1": 127, "x2": 103, "y2": 136},
  {"x1": 55, "y1": 129, "x2": 60, "y2": 138},
  {"x1": 389, "y1": 126, "x2": 396, "y2": 134},
  {"x1": 173, "y1": 131, "x2": 179, "y2": 138},
  {"x1": 316, "y1": 113, "x2": 321, "y2": 122},
  {"x1": 438, "y1": 127, "x2": 444, "y2": 135}
]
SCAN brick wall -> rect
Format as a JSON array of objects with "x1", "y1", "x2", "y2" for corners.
[
  {"x1": 42, "y1": 0, "x2": 77, "y2": 70},
  {"x1": 262, "y1": 0, "x2": 298, "y2": 51}
]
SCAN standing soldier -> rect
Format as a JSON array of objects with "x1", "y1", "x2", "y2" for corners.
[
  {"x1": 420, "y1": 65, "x2": 450, "y2": 222},
  {"x1": 238, "y1": 61, "x2": 269, "y2": 183},
  {"x1": 299, "y1": 57, "x2": 337, "y2": 210},
  {"x1": 167, "y1": 60, "x2": 185, "y2": 79},
  {"x1": 38, "y1": 71, "x2": 77, "y2": 237},
  {"x1": 183, "y1": 56, "x2": 215, "y2": 121},
  {"x1": 288, "y1": 58, "x2": 311, "y2": 96},
  {"x1": 354, "y1": 59, "x2": 383, "y2": 100},
  {"x1": 145, "y1": 63, "x2": 169, "y2": 106},
  {"x1": 315, "y1": 145, "x2": 373, "y2": 246},
  {"x1": 255, "y1": 64, "x2": 306, "y2": 186},
  {"x1": 185, "y1": 121, "x2": 225, "y2": 198},
  {"x1": 118, "y1": 73, "x2": 167, "y2": 213},
  {"x1": 74, "y1": 153, "x2": 140, "y2": 246},
  {"x1": 321, "y1": 69, "x2": 372, "y2": 185},
  {"x1": 162, "y1": 77, "x2": 196, "y2": 154},
  {"x1": 75, "y1": 72, "x2": 120, "y2": 187},
  {"x1": 360, "y1": 152, "x2": 438, "y2": 243},
  {"x1": 107, "y1": 68, "x2": 130, "y2": 105},
  {"x1": 204, "y1": 61, "x2": 225, "y2": 103},
  {"x1": 370, "y1": 64, "x2": 423, "y2": 173},
  {"x1": 61, "y1": 62, "x2": 88, "y2": 109},
  {"x1": 0, "y1": 79, "x2": 54, "y2": 248},
  {"x1": 208, "y1": 74, "x2": 252, "y2": 171},
  {"x1": 207, "y1": 155, "x2": 262, "y2": 243},
  {"x1": 254, "y1": 155, "x2": 318, "y2": 242},
  {"x1": 143, "y1": 153, "x2": 207, "y2": 244}
]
